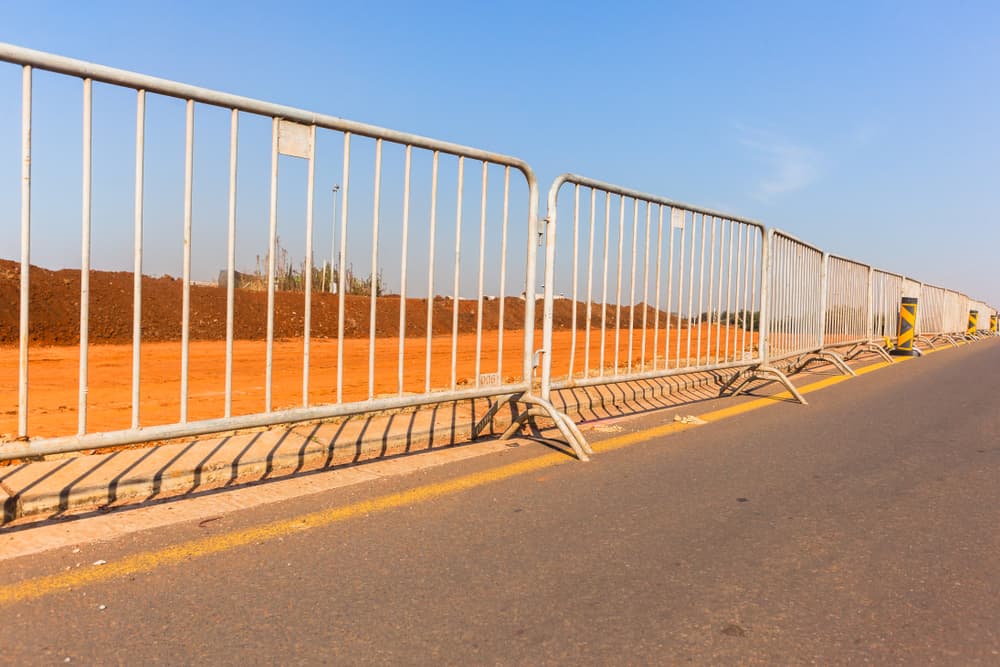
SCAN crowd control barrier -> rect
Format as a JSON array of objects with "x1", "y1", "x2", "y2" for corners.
[
  {"x1": 0, "y1": 42, "x2": 588, "y2": 461},
  {"x1": 1, "y1": 42, "x2": 996, "y2": 463}
]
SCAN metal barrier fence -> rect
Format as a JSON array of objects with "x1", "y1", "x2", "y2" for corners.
[
  {"x1": 1, "y1": 43, "x2": 996, "y2": 463},
  {"x1": 946, "y1": 291, "x2": 970, "y2": 337},
  {"x1": 871, "y1": 269, "x2": 905, "y2": 344},
  {"x1": 0, "y1": 42, "x2": 589, "y2": 461},
  {"x1": 766, "y1": 229, "x2": 824, "y2": 361},
  {"x1": 967, "y1": 299, "x2": 995, "y2": 338},
  {"x1": 540, "y1": 175, "x2": 766, "y2": 399},
  {"x1": 823, "y1": 255, "x2": 870, "y2": 349},
  {"x1": 915, "y1": 284, "x2": 965, "y2": 346}
]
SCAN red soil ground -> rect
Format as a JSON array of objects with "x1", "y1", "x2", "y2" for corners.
[{"x1": 0, "y1": 260, "x2": 756, "y2": 441}]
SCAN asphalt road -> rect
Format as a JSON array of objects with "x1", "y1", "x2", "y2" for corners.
[{"x1": 1, "y1": 341, "x2": 998, "y2": 665}]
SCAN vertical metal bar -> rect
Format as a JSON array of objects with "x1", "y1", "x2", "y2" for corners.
[
  {"x1": 685, "y1": 212, "x2": 697, "y2": 366},
  {"x1": 674, "y1": 210, "x2": 686, "y2": 369},
  {"x1": 424, "y1": 151, "x2": 438, "y2": 394},
  {"x1": 732, "y1": 224, "x2": 744, "y2": 359},
  {"x1": 568, "y1": 184, "x2": 580, "y2": 380},
  {"x1": 336, "y1": 133, "x2": 351, "y2": 402},
  {"x1": 639, "y1": 202, "x2": 651, "y2": 371},
  {"x1": 746, "y1": 226, "x2": 757, "y2": 356},
  {"x1": 797, "y1": 244, "x2": 805, "y2": 351},
  {"x1": 180, "y1": 99, "x2": 194, "y2": 422},
  {"x1": 132, "y1": 90, "x2": 146, "y2": 428},
  {"x1": 450, "y1": 156, "x2": 464, "y2": 390},
  {"x1": 663, "y1": 209, "x2": 675, "y2": 368},
  {"x1": 749, "y1": 229, "x2": 759, "y2": 359},
  {"x1": 522, "y1": 166, "x2": 541, "y2": 394},
  {"x1": 264, "y1": 116, "x2": 278, "y2": 413},
  {"x1": 599, "y1": 192, "x2": 610, "y2": 377},
  {"x1": 758, "y1": 229, "x2": 772, "y2": 365},
  {"x1": 626, "y1": 198, "x2": 638, "y2": 372},
  {"x1": 368, "y1": 138, "x2": 383, "y2": 401},
  {"x1": 714, "y1": 220, "x2": 727, "y2": 365},
  {"x1": 705, "y1": 217, "x2": 717, "y2": 366},
  {"x1": 652, "y1": 206, "x2": 663, "y2": 370},
  {"x1": 819, "y1": 253, "x2": 828, "y2": 350},
  {"x1": 613, "y1": 196, "x2": 625, "y2": 373},
  {"x1": 539, "y1": 174, "x2": 558, "y2": 402},
  {"x1": 695, "y1": 213, "x2": 707, "y2": 365},
  {"x1": 724, "y1": 220, "x2": 735, "y2": 362},
  {"x1": 473, "y1": 161, "x2": 488, "y2": 388},
  {"x1": 302, "y1": 125, "x2": 317, "y2": 407},
  {"x1": 584, "y1": 188, "x2": 596, "y2": 378},
  {"x1": 78, "y1": 78, "x2": 92, "y2": 436},
  {"x1": 224, "y1": 109, "x2": 237, "y2": 418},
  {"x1": 18, "y1": 65, "x2": 31, "y2": 439},
  {"x1": 496, "y1": 167, "x2": 509, "y2": 382},
  {"x1": 397, "y1": 145, "x2": 412, "y2": 396},
  {"x1": 828, "y1": 258, "x2": 836, "y2": 344}
]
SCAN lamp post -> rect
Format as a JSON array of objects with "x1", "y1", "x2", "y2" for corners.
[{"x1": 329, "y1": 184, "x2": 340, "y2": 293}]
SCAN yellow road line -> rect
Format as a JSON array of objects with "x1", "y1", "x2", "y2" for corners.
[{"x1": 0, "y1": 351, "x2": 943, "y2": 605}]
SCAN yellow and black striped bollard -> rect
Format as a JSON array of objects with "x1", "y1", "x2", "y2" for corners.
[
  {"x1": 990, "y1": 313, "x2": 997, "y2": 335},
  {"x1": 967, "y1": 310, "x2": 979, "y2": 337},
  {"x1": 892, "y1": 297, "x2": 918, "y2": 357}
]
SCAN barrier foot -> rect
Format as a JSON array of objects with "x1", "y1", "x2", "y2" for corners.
[
  {"x1": 868, "y1": 344, "x2": 895, "y2": 364},
  {"x1": 500, "y1": 395, "x2": 591, "y2": 462},
  {"x1": 728, "y1": 365, "x2": 808, "y2": 405},
  {"x1": 817, "y1": 350, "x2": 856, "y2": 377},
  {"x1": 916, "y1": 335, "x2": 936, "y2": 350}
]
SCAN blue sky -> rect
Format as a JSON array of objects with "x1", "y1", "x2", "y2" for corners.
[{"x1": 1, "y1": 1, "x2": 998, "y2": 305}]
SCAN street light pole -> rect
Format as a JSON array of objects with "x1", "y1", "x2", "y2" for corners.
[{"x1": 329, "y1": 184, "x2": 340, "y2": 293}]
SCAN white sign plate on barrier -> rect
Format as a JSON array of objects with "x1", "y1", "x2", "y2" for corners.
[
  {"x1": 278, "y1": 119, "x2": 312, "y2": 158},
  {"x1": 670, "y1": 208, "x2": 685, "y2": 229}
]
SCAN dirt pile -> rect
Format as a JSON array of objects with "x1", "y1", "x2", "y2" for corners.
[{"x1": 0, "y1": 260, "x2": 681, "y2": 346}]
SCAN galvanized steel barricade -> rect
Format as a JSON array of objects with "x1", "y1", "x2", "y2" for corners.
[
  {"x1": 946, "y1": 291, "x2": 970, "y2": 338},
  {"x1": 916, "y1": 284, "x2": 962, "y2": 347},
  {"x1": 0, "y1": 43, "x2": 588, "y2": 461},
  {"x1": 821, "y1": 255, "x2": 892, "y2": 363},
  {"x1": 967, "y1": 299, "x2": 994, "y2": 338},
  {"x1": 760, "y1": 231, "x2": 855, "y2": 395},
  {"x1": 871, "y1": 269, "x2": 906, "y2": 346},
  {"x1": 540, "y1": 174, "x2": 781, "y2": 405}
]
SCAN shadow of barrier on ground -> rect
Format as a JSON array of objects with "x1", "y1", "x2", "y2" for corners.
[{"x1": 0, "y1": 350, "x2": 880, "y2": 526}]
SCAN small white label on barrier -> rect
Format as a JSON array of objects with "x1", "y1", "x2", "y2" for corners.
[
  {"x1": 278, "y1": 120, "x2": 313, "y2": 159},
  {"x1": 670, "y1": 208, "x2": 685, "y2": 229},
  {"x1": 478, "y1": 372, "x2": 501, "y2": 386}
]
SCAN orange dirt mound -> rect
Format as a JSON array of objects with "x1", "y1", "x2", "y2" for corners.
[{"x1": 0, "y1": 259, "x2": 680, "y2": 345}]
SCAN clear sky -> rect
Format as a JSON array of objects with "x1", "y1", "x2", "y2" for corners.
[{"x1": 1, "y1": 1, "x2": 997, "y2": 306}]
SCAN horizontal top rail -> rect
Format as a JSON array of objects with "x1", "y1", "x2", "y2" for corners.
[
  {"x1": 770, "y1": 228, "x2": 824, "y2": 254},
  {"x1": 827, "y1": 254, "x2": 871, "y2": 268},
  {"x1": 872, "y1": 267, "x2": 907, "y2": 280},
  {"x1": 546, "y1": 173, "x2": 766, "y2": 229},
  {"x1": 0, "y1": 42, "x2": 534, "y2": 179}
]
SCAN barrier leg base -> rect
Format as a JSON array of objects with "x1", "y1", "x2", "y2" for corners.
[
  {"x1": 728, "y1": 365, "x2": 808, "y2": 405},
  {"x1": 815, "y1": 350, "x2": 856, "y2": 377},
  {"x1": 867, "y1": 343, "x2": 895, "y2": 364},
  {"x1": 499, "y1": 395, "x2": 591, "y2": 462}
]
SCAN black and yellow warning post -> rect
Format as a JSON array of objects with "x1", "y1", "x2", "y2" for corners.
[
  {"x1": 967, "y1": 309, "x2": 979, "y2": 337},
  {"x1": 892, "y1": 296, "x2": 918, "y2": 357}
]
